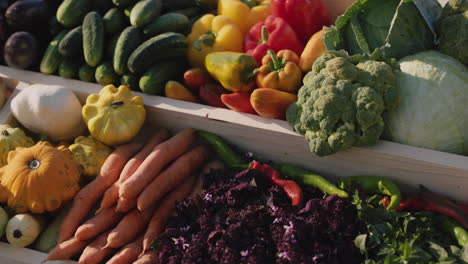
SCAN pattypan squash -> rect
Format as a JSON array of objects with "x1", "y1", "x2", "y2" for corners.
[
  {"x1": 0, "y1": 125, "x2": 34, "y2": 167},
  {"x1": 69, "y1": 136, "x2": 113, "y2": 179}
]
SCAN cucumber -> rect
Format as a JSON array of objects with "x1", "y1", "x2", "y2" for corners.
[
  {"x1": 103, "y1": 8, "x2": 127, "y2": 35},
  {"x1": 121, "y1": 74, "x2": 139, "y2": 91},
  {"x1": 49, "y1": 16, "x2": 63, "y2": 36},
  {"x1": 172, "y1": 7, "x2": 202, "y2": 19},
  {"x1": 113, "y1": 0, "x2": 136, "y2": 8},
  {"x1": 95, "y1": 61, "x2": 120, "y2": 85},
  {"x1": 78, "y1": 64, "x2": 96, "y2": 82},
  {"x1": 83, "y1": 11, "x2": 104, "y2": 67},
  {"x1": 127, "y1": 32, "x2": 187, "y2": 73},
  {"x1": 124, "y1": 5, "x2": 133, "y2": 17},
  {"x1": 162, "y1": 0, "x2": 196, "y2": 11},
  {"x1": 143, "y1": 13, "x2": 189, "y2": 37},
  {"x1": 40, "y1": 30, "x2": 68, "y2": 75},
  {"x1": 56, "y1": 0, "x2": 91, "y2": 28},
  {"x1": 59, "y1": 59, "x2": 80, "y2": 79},
  {"x1": 139, "y1": 58, "x2": 187, "y2": 95},
  {"x1": 106, "y1": 34, "x2": 119, "y2": 59},
  {"x1": 58, "y1": 26, "x2": 82, "y2": 58},
  {"x1": 113, "y1": 26, "x2": 142, "y2": 75},
  {"x1": 33, "y1": 203, "x2": 72, "y2": 253},
  {"x1": 93, "y1": 0, "x2": 113, "y2": 14},
  {"x1": 130, "y1": 0, "x2": 162, "y2": 27}
]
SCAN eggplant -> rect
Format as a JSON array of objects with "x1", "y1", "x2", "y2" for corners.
[
  {"x1": 0, "y1": 0, "x2": 14, "y2": 12},
  {"x1": 4, "y1": 31, "x2": 39, "y2": 69},
  {"x1": 5, "y1": 0, "x2": 51, "y2": 31}
]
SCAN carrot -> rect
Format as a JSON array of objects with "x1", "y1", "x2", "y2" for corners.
[
  {"x1": 115, "y1": 196, "x2": 137, "y2": 213},
  {"x1": 142, "y1": 175, "x2": 196, "y2": 252},
  {"x1": 75, "y1": 206, "x2": 124, "y2": 241},
  {"x1": 119, "y1": 128, "x2": 196, "y2": 199},
  {"x1": 105, "y1": 207, "x2": 154, "y2": 249},
  {"x1": 134, "y1": 250, "x2": 159, "y2": 264},
  {"x1": 137, "y1": 145, "x2": 209, "y2": 211},
  {"x1": 42, "y1": 237, "x2": 89, "y2": 263},
  {"x1": 100, "y1": 130, "x2": 170, "y2": 211},
  {"x1": 106, "y1": 234, "x2": 144, "y2": 264},
  {"x1": 58, "y1": 142, "x2": 143, "y2": 243},
  {"x1": 79, "y1": 230, "x2": 116, "y2": 264}
]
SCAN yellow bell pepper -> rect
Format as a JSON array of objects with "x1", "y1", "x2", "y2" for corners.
[
  {"x1": 218, "y1": 0, "x2": 271, "y2": 35},
  {"x1": 187, "y1": 14, "x2": 243, "y2": 69}
]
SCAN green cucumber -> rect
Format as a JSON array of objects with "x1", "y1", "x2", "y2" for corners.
[
  {"x1": 121, "y1": 74, "x2": 139, "y2": 91},
  {"x1": 114, "y1": 26, "x2": 142, "y2": 75},
  {"x1": 33, "y1": 203, "x2": 72, "y2": 253},
  {"x1": 103, "y1": 8, "x2": 127, "y2": 35},
  {"x1": 162, "y1": 0, "x2": 196, "y2": 11},
  {"x1": 93, "y1": 0, "x2": 113, "y2": 14},
  {"x1": 40, "y1": 30, "x2": 68, "y2": 75},
  {"x1": 143, "y1": 13, "x2": 189, "y2": 37},
  {"x1": 49, "y1": 16, "x2": 63, "y2": 36},
  {"x1": 56, "y1": 0, "x2": 91, "y2": 28},
  {"x1": 59, "y1": 59, "x2": 81, "y2": 79},
  {"x1": 83, "y1": 11, "x2": 104, "y2": 67},
  {"x1": 95, "y1": 61, "x2": 120, "y2": 85},
  {"x1": 130, "y1": 0, "x2": 162, "y2": 27},
  {"x1": 78, "y1": 64, "x2": 96, "y2": 82},
  {"x1": 106, "y1": 34, "x2": 119, "y2": 59},
  {"x1": 124, "y1": 5, "x2": 133, "y2": 17},
  {"x1": 172, "y1": 7, "x2": 202, "y2": 19},
  {"x1": 127, "y1": 32, "x2": 187, "y2": 73},
  {"x1": 113, "y1": 0, "x2": 136, "y2": 8},
  {"x1": 139, "y1": 58, "x2": 187, "y2": 95},
  {"x1": 58, "y1": 26, "x2": 82, "y2": 58}
]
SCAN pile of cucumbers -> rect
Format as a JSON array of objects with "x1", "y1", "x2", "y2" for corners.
[{"x1": 40, "y1": 0, "x2": 210, "y2": 95}]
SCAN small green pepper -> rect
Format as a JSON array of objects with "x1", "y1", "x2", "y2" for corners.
[
  {"x1": 440, "y1": 217, "x2": 468, "y2": 247},
  {"x1": 339, "y1": 176, "x2": 401, "y2": 210},
  {"x1": 195, "y1": 130, "x2": 246, "y2": 169}
]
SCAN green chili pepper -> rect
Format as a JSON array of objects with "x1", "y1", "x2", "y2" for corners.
[
  {"x1": 440, "y1": 217, "x2": 468, "y2": 247},
  {"x1": 339, "y1": 176, "x2": 401, "y2": 210},
  {"x1": 196, "y1": 130, "x2": 246, "y2": 169},
  {"x1": 279, "y1": 164, "x2": 349, "y2": 198}
]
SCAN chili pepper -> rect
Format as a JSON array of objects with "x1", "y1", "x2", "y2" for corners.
[
  {"x1": 218, "y1": 0, "x2": 271, "y2": 35},
  {"x1": 339, "y1": 176, "x2": 401, "y2": 211},
  {"x1": 396, "y1": 185, "x2": 468, "y2": 228},
  {"x1": 221, "y1": 92, "x2": 257, "y2": 114},
  {"x1": 256, "y1": 49, "x2": 302, "y2": 93},
  {"x1": 459, "y1": 204, "x2": 468, "y2": 215},
  {"x1": 279, "y1": 164, "x2": 348, "y2": 198},
  {"x1": 250, "y1": 161, "x2": 303, "y2": 206},
  {"x1": 196, "y1": 130, "x2": 245, "y2": 169},
  {"x1": 271, "y1": 0, "x2": 331, "y2": 43},
  {"x1": 440, "y1": 217, "x2": 468, "y2": 247},
  {"x1": 244, "y1": 16, "x2": 304, "y2": 65}
]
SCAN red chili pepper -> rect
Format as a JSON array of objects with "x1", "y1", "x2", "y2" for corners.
[
  {"x1": 244, "y1": 15, "x2": 304, "y2": 65},
  {"x1": 458, "y1": 204, "x2": 468, "y2": 215},
  {"x1": 250, "y1": 161, "x2": 303, "y2": 206},
  {"x1": 271, "y1": 0, "x2": 332, "y2": 44}
]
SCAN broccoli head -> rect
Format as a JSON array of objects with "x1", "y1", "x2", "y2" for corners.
[
  {"x1": 438, "y1": 0, "x2": 468, "y2": 66},
  {"x1": 286, "y1": 51, "x2": 399, "y2": 157}
]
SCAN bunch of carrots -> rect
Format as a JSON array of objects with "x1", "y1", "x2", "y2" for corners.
[{"x1": 43, "y1": 128, "x2": 212, "y2": 264}]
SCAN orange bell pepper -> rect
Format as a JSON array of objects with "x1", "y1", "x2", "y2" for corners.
[{"x1": 218, "y1": 0, "x2": 271, "y2": 35}]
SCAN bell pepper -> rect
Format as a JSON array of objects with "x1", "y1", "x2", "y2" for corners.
[
  {"x1": 256, "y1": 49, "x2": 302, "y2": 93},
  {"x1": 271, "y1": 0, "x2": 331, "y2": 43},
  {"x1": 218, "y1": 0, "x2": 271, "y2": 35},
  {"x1": 187, "y1": 14, "x2": 243, "y2": 69},
  {"x1": 244, "y1": 15, "x2": 304, "y2": 65},
  {"x1": 205, "y1": 52, "x2": 257, "y2": 93}
]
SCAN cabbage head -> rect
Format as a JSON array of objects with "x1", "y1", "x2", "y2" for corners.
[{"x1": 384, "y1": 50, "x2": 468, "y2": 155}]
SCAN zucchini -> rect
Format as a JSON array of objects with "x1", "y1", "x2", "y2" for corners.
[
  {"x1": 56, "y1": 0, "x2": 91, "y2": 28},
  {"x1": 121, "y1": 74, "x2": 139, "y2": 91},
  {"x1": 58, "y1": 59, "x2": 80, "y2": 79},
  {"x1": 83, "y1": 11, "x2": 104, "y2": 67},
  {"x1": 139, "y1": 58, "x2": 187, "y2": 95},
  {"x1": 143, "y1": 13, "x2": 189, "y2": 37},
  {"x1": 106, "y1": 34, "x2": 119, "y2": 59},
  {"x1": 40, "y1": 30, "x2": 68, "y2": 75},
  {"x1": 78, "y1": 64, "x2": 96, "y2": 82},
  {"x1": 114, "y1": 26, "x2": 142, "y2": 75},
  {"x1": 130, "y1": 0, "x2": 162, "y2": 27},
  {"x1": 103, "y1": 8, "x2": 127, "y2": 35},
  {"x1": 113, "y1": 0, "x2": 136, "y2": 8},
  {"x1": 162, "y1": 0, "x2": 196, "y2": 11},
  {"x1": 95, "y1": 61, "x2": 120, "y2": 85},
  {"x1": 58, "y1": 26, "x2": 82, "y2": 58},
  {"x1": 34, "y1": 203, "x2": 72, "y2": 253},
  {"x1": 127, "y1": 32, "x2": 187, "y2": 73}
]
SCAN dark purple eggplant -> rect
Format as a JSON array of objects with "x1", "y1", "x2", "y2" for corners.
[
  {"x1": 0, "y1": 15, "x2": 6, "y2": 48},
  {"x1": 5, "y1": 0, "x2": 51, "y2": 31},
  {"x1": 4, "y1": 31, "x2": 38, "y2": 69}
]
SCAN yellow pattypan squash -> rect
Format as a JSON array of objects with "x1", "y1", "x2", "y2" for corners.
[
  {"x1": 82, "y1": 85, "x2": 146, "y2": 146},
  {"x1": 0, "y1": 141, "x2": 81, "y2": 213},
  {"x1": 69, "y1": 136, "x2": 113, "y2": 179},
  {"x1": 0, "y1": 125, "x2": 34, "y2": 168}
]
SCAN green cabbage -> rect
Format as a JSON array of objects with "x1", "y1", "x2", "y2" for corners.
[{"x1": 384, "y1": 51, "x2": 468, "y2": 155}]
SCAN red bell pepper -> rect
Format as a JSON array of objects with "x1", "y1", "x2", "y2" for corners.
[
  {"x1": 244, "y1": 15, "x2": 304, "y2": 65},
  {"x1": 250, "y1": 161, "x2": 303, "y2": 206},
  {"x1": 271, "y1": 0, "x2": 332, "y2": 44}
]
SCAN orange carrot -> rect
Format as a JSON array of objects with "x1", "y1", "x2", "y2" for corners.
[
  {"x1": 100, "y1": 130, "x2": 170, "y2": 211},
  {"x1": 134, "y1": 250, "x2": 159, "y2": 264},
  {"x1": 105, "y1": 207, "x2": 154, "y2": 249},
  {"x1": 78, "y1": 230, "x2": 116, "y2": 264},
  {"x1": 137, "y1": 145, "x2": 209, "y2": 211},
  {"x1": 142, "y1": 175, "x2": 196, "y2": 252},
  {"x1": 75, "y1": 206, "x2": 124, "y2": 241},
  {"x1": 58, "y1": 142, "x2": 143, "y2": 243},
  {"x1": 119, "y1": 128, "x2": 196, "y2": 199},
  {"x1": 43, "y1": 237, "x2": 89, "y2": 262},
  {"x1": 106, "y1": 234, "x2": 144, "y2": 264},
  {"x1": 115, "y1": 196, "x2": 137, "y2": 213}
]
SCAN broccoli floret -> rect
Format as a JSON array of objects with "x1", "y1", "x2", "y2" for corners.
[
  {"x1": 438, "y1": 0, "x2": 468, "y2": 66},
  {"x1": 286, "y1": 51, "x2": 399, "y2": 157}
]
